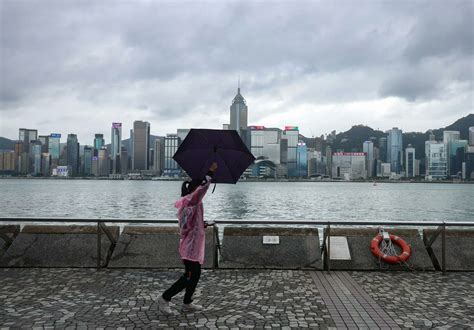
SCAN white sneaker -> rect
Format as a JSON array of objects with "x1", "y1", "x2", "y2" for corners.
[
  {"x1": 158, "y1": 296, "x2": 173, "y2": 315},
  {"x1": 182, "y1": 302, "x2": 203, "y2": 313}
]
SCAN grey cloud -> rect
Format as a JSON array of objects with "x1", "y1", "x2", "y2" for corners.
[
  {"x1": 0, "y1": 0, "x2": 472, "y2": 137},
  {"x1": 403, "y1": 2, "x2": 474, "y2": 62}
]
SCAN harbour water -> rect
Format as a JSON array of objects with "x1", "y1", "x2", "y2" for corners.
[{"x1": 0, "y1": 179, "x2": 473, "y2": 222}]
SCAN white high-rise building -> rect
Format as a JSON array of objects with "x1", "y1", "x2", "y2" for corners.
[
  {"x1": 425, "y1": 141, "x2": 447, "y2": 180},
  {"x1": 443, "y1": 131, "x2": 460, "y2": 144},
  {"x1": 249, "y1": 126, "x2": 282, "y2": 165},
  {"x1": 469, "y1": 127, "x2": 474, "y2": 145}
]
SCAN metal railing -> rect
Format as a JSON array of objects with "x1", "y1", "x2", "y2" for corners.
[{"x1": 1, "y1": 217, "x2": 473, "y2": 274}]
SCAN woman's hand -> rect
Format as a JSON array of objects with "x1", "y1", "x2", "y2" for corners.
[{"x1": 209, "y1": 162, "x2": 218, "y2": 172}]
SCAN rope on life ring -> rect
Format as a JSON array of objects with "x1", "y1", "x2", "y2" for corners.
[{"x1": 370, "y1": 233, "x2": 411, "y2": 264}]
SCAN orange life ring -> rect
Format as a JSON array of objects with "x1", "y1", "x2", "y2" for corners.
[{"x1": 370, "y1": 233, "x2": 411, "y2": 264}]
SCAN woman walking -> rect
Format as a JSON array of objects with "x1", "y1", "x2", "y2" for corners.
[{"x1": 158, "y1": 162, "x2": 218, "y2": 314}]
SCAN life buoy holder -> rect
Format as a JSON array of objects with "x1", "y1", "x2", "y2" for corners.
[{"x1": 370, "y1": 234, "x2": 411, "y2": 264}]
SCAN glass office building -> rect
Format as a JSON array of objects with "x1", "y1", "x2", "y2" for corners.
[
  {"x1": 164, "y1": 134, "x2": 180, "y2": 177},
  {"x1": 284, "y1": 127, "x2": 299, "y2": 177},
  {"x1": 448, "y1": 140, "x2": 467, "y2": 176},
  {"x1": 296, "y1": 142, "x2": 308, "y2": 178},
  {"x1": 48, "y1": 134, "x2": 61, "y2": 160},
  {"x1": 66, "y1": 134, "x2": 80, "y2": 176},
  {"x1": 387, "y1": 128, "x2": 403, "y2": 174},
  {"x1": 31, "y1": 141, "x2": 42, "y2": 175},
  {"x1": 83, "y1": 146, "x2": 93, "y2": 175},
  {"x1": 363, "y1": 141, "x2": 375, "y2": 177},
  {"x1": 405, "y1": 146, "x2": 416, "y2": 178},
  {"x1": 94, "y1": 134, "x2": 105, "y2": 152}
]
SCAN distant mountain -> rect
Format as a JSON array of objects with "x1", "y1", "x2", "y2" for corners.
[
  {"x1": 0, "y1": 137, "x2": 14, "y2": 150},
  {"x1": 432, "y1": 113, "x2": 474, "y2": 141},
  {"x1": 332, "y1": 125, "x2": 386, "y2": 152}
]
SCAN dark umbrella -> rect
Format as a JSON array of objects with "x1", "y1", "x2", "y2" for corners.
[{"x1": 173, "y1": 129, "x2": 255, "y2": 184}]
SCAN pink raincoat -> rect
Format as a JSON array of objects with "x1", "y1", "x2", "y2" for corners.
[{"x1": 174, "y1": 176, "x2": 212, "y2": 265}]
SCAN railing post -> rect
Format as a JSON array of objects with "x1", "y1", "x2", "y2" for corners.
[
  {"x1": 327, "y1": 222, "x2": 331, "y2": 272},
  {"x1": 97, "y1": 221, "x2": 102, "y2": 270},
  {"x1": 442, "y1": 221, "x2": 446, "y2": 275}
]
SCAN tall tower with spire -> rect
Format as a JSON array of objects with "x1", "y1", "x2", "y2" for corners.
[{"x1": 229, "y1": 83, "x2": 248, "y2": 136}]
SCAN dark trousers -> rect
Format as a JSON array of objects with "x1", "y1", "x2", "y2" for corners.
[{"x1": 162, "y1": 259, "x2": 201, "y2": 304}]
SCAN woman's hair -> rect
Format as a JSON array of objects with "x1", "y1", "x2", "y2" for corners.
[{"x1": 181, "y1": 178, "x2": 206, "y2": 197}]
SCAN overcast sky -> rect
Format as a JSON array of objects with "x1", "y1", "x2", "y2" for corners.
[{"x1": 1, "y1": 0, "x2": 473, "y2": 144}]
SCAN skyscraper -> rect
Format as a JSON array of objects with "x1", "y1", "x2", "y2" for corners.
[
  {"x1": 229, "y1": 87, "x2": 248, "y2": 136},
  {"x1": 249, "y1": 126, "x2": 282, "y2": 165},
  {"x1": 164, "y1": 134, "x2": 180, "y2": 176},
  {"x1": 0, "y1": 150, "x2": 16, "y2": 173},
  {"x1": 48, "y1": 134, "x2": 61, "y2": 161},
  {"x1": 469, "y1": 127, "x2": 474, "y2": 146},
  {"x1": 18, "y1": 128, "x2": 38, "y2": 153},
  {"x1": 386, "y1": 128, "x2": 403, "y2": 174},
  {"x1": 66, "y1": 134, "x2": 80, "y2": 176},
  {"x1": 363, "y1": 141, "x2": 375, "y2": 177},
  {"x1": 378, "y1": 137, "x2": 387, "y2": 163},
  {"x1": 425, "y1": 141, "x2": 447, "y2": 180},
  {"x1": 153, "y1": 138, "x2": 164, "y2": 175},
  {"x1": 448, "y1": 139, "x2": 468, "y2": 176},
  {"x1": 41, "y1": 153, "x2": 51, "y2": 176},
  {"x1": 18, "y1": 128, "x2": 38, "y2": 173},
  {"x1": 83, "y1": 146, "x2": 94, "y2": 175},
  {"x1": 443, "y1": 131, "x2": 460, "y2": 144},
  {"x1": 111, "y1": 123, "x2": 122, "y2": 174},
  {"x1": 38, "y1": 135, "x2": 49, "y2": 153},
  {"x1": 132, "y1": 120, "x2": 150, "y2": 171},
  {"x1": 98, "y1": 147, "x2": 109, "y2": 176},
  {"x1": 283, "y1": 126, "x2": 299, "y2": 178},
  {"x1": 94, "y1": 134, "x2": 105, "y2": 152},
  {"x1": 31, "y1": 140, "x2": 42, "y2": 175},
  {"x1": 296, "y1": 142, "x2": 308, "y2": 178},
  {"x1": 120, "y1": 147, "x2": 128, "y2": 175},
  {"x1": 405, "y1": 146, "x2": 416, "y2": 178},
  {"x1": 443, "y1": 130, "x2": 460, "y2": 175}
]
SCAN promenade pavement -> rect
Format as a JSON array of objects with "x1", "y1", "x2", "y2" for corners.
[{"x1": 0, "y1": 268, "x2": 473, "y2": 329}]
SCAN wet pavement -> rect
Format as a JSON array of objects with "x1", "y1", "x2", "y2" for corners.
[{"x1": 0, "y1": 268, "x2": 473, "y2": 329}]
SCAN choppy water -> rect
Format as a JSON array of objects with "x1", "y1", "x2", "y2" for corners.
[{"x1": 0, "y1": 179, "x2": 473, "y2": 222}]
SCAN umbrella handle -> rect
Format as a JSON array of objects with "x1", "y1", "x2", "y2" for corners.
[{"x1": 212, "y1": 182, "x2": 217, "y2": 194}]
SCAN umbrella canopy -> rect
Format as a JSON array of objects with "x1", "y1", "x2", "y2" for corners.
[{"x1": 173, "y1": 129, "x2": 255, "y2": 184}]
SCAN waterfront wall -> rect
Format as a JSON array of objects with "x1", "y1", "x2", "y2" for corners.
[
  {"x1": 0, "y1": 225, "x2": 119, "y2": 268},
  {"x1": 108, "y1": 226, "x2": 216, "y2": 269},
  {"x1": 0, "y1": 224, "x2": 473, "y2": 271},
  {"x1": 219, "y1": 227, "x2": 322, "y2": 269}
]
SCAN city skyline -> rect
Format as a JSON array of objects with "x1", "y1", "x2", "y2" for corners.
[
  {"x1": 1, "y1": 1, "x2": 473, "y2": 143},
  {"x1": 1, "y1": 111, "x2": 472, "y2": 147}
]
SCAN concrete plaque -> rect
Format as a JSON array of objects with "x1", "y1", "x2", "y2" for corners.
[
  {"x1": 263, "y1": 236, "x2": 280, "y2": 244},
  {"x1": 327, "y1": 236, "x2": 351, "y2": 260}
]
